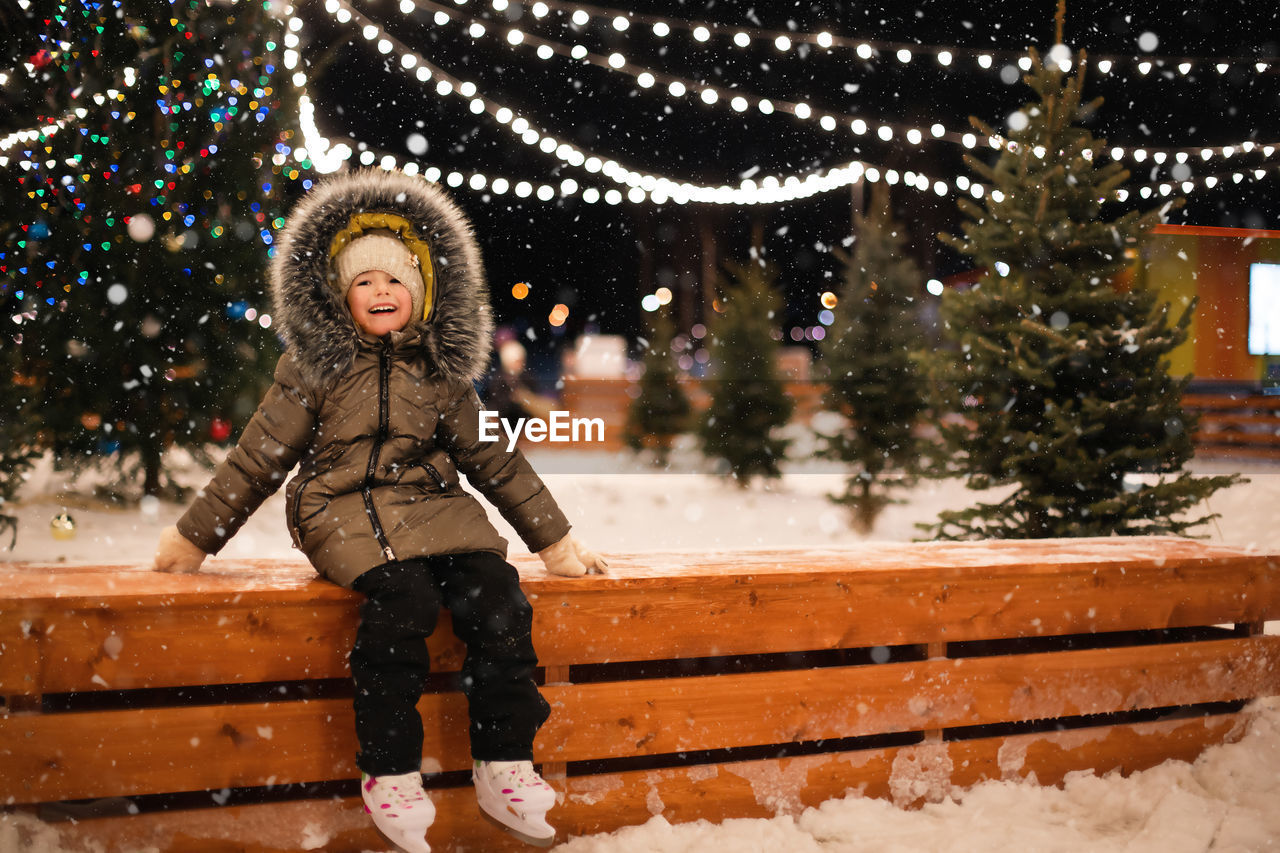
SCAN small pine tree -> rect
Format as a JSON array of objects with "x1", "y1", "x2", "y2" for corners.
[
  {"x1": 1, "y1": 2, "x2": 296, "y2": 497},
  {"x1": 699, "y1": 257, "x2": 794, "y2": 486},
  {"x1": 817, "y1": 184, "x2": 928, "y2": 532},
  {"x1": 924, "y1": 46, "x2": 1240, "y2": 539},
  {"x1": 625, "y1": 307, "x2": 692, "y2": 465}
]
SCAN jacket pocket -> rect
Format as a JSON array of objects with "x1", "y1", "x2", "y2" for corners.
[
  {"x1": 290, "y1": 472, "x2": 327, "y2": 529},
  {"x1": 421, "y1": 461, "x2": 449, "y2": 491}
]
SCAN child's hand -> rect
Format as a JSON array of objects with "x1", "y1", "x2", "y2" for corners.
[
  {"x1": 537, "y1": 535, "x2": 608, "y2": 577},
  {"x1": 153, "y1": 526, "x2": 208, "y2": 573}
]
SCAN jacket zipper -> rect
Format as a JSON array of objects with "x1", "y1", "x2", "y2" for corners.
[{"x1": 363, "y1": 343, "x2": 397, "y2": 563}]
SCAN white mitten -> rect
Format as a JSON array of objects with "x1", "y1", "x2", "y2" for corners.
[
  {"x1": 153, "y1": 526, "x2": 208, "y2": 573},
  {"x1": 537, "y1": 535, "x2": 608, "y2": 577}
]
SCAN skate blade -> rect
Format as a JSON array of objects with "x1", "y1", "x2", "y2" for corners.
[
  {"x1": 479, "y1": 803, "x2": 556, "y2": 848},
  {"x1": 371, "y1": 822, "x2": 433, "y2": 853}
]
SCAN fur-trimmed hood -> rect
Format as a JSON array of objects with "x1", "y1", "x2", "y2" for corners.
[{"x1": 270, "y1": 168, "x2": 493, "y2": 387}]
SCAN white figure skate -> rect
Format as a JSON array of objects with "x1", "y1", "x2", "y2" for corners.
[
  {"x1": 361, "y1": 771, "x2": 435, "y2": 853},
  {"x1": 472, "y1": 760, "x2": 557, "y2": 847}
]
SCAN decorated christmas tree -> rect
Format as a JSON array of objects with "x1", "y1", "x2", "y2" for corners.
[
  {"x1": 625, "y1": 306, "x2": 692, "y2": 466},
  {"x1": 817, "y1": 183, "x2": 928, "y2": 532},
  {"x1": 1, "y1": 1, "x2": 300, "y2": 498},
  {"x1": 924, "y1": 34, "x2": 1239, "y2": 539},
  {"x1": 699, "y1": 257, "x2": 794, "y2": 486}
]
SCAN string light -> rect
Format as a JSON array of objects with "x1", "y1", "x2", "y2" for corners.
[
  {"x1": 396, "y1": 0, "x2": 1279, "y2": 167},
  {"x1": 21, "y1": 0, "x2": 1197, "y2": 212},
  {"x1": 15, "y1": 1, "x2": 1273, "y2": 183},
  {"x1": 331, "y1": 1, "x2": 1021, "y2": 204},
  {"x1": 507, "y1": 0, "x2": 1277, "y2": 79}
]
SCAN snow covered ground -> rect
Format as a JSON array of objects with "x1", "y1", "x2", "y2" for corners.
[
  {"x1": 8, "y1": 441, "x2": 1280, "y2": 563},
  {"x1": 3, "y1": 446, "x2": 1278, "y2": 851}
]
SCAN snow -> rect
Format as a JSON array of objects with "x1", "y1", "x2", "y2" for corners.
[
  {"x1": 11, "y1": 444, "x2": 1279, "y2": 564},
  {"x1": 2, "y1": 448, "x2": 1278, "y2": 852},
  {"x1": 552, "y1": 693, "x2": 1280, "y2": 853}
]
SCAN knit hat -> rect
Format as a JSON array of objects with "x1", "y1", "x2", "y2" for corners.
[{"x1": 333, "y1": 230, "x2": 428, "y2": 322}]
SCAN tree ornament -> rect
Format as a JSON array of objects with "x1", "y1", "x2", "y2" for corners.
[
  {"x1": 50, "y1": 512, "x2": 77, "y2": 541},
  {"x1": 210, "y1": 417, "x2": 232, "y2": 442},
  {"x1": 30, "y1": 49, "x2": 52, "y2": 69}
]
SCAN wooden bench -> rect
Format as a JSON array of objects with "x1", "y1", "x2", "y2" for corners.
[
  {"x1": 2, "y1": 538, "x2": 1278, "y2": 852},
  {"x1": 1183, "y1": 393, "x2": 1280, "y2": 460}
]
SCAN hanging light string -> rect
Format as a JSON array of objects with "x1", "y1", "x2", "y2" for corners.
[
  {"x1": 1121, "y1": 166, "x2": 1280, "y2": 202},
  {"x1": 11, "y1": 1, "x2": 1274, "y2": 177},
  {"x1": 325, "y1": 0, "x2": 1279, "y2": 205},
  {"x1": 407, "y1": 0, "x2": 963, "y2": 144},
  {"x1": 326, "y1": 0, "x2": 981, "y2": 204},
  {"x1": 14, "y1": 2, "x2": 1274, "y2": 210},
  {"x1": 393, "y1": 0, "x2": 1279, "y2": 168},
  {"x1": 493, "y1": 0, "x2": 1277, "y2": 78}
]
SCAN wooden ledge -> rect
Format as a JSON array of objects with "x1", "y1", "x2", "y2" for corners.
[{"x1": 3, "y1": 535, "x2": 1276, "y2": 597}]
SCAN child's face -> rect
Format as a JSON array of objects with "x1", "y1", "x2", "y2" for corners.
[{"x1": 346, "y1": 269, "x2": 413, "y2": 336}]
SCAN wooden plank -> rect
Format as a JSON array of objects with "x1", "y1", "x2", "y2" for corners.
[
  {"x1": 530, "y1": 550, "x2": 1280, "y2": 666},
  {"x1": 0, "y1": 697, "x2": 378, "y2": 804},
  {"x1": 0, "y1": 614, "x2": 42, "y2": 699},
  {"x1": 538, "y1": 637, "x2": 1280, "y2": 763},
  {"x1": 1193, "y1": 431, "x2": 1280, "y2": 447},
  {"x1": 1183, "y1": 393, "x2": 1280, "y2": 411},
  {"x1": 541, "y1": 665, "x2": 572, "y2": 782},
  {"x1": 1194, "y1": 413, "x2": 1280, "y2": 428},
  {"x1": 1193, "y1": 444, "x2": 1280, "y2": 461},
  {"x1": 21, "y1": 712, "x2": 1249, "y2": 853},
  {"x1": 0, "y1": 602, "x2": 465, "y2": 694},
  {"x1": 5, "y1": 637, "x2": 1276, "y2": 804},
  {"x1": 3, "y1": 539, "x2": 1279, "y2": 691}
]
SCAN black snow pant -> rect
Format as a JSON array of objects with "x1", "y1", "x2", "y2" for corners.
[{"x1": 349, "y1": 552, "x2": 551, "y2": 776}]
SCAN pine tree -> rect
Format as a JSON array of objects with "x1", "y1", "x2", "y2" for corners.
[
  {"x1": 699, "y1": 257, "x2": 794, "y2": 486},
  {"x1": 1, "y1": 1, "x2": 299, "y2": 498},
  {"x1": 817, "y1": 184, "x2": 928, "y2": 532},
  {"x1": 924, "y1": 45, "x2": 1240, "y2": 539},
  {"x1": 625, "y1": 306, "x2": 692, "y2": 466}
]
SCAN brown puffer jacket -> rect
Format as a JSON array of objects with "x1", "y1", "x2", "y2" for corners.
[{"x1": 177, "y1": 170, "x2": 570, "y2": 587}]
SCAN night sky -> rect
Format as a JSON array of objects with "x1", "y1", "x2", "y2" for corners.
[{"x1": 301, "y1": 0, "x2": 1280, "y2": 358}]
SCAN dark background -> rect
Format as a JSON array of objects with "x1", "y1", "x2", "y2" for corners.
[{"x1": 303, "y1": 0, "x2": 1279, "y2": 361}]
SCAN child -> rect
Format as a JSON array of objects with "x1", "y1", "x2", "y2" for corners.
[{"x1": 153, "y1": 168, "x2": 606, "y2": 853}]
